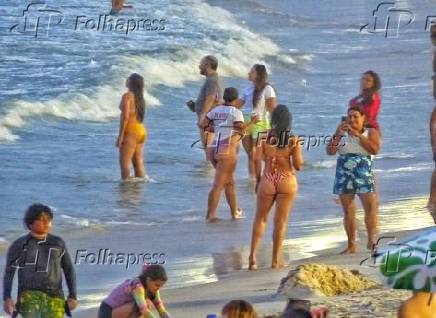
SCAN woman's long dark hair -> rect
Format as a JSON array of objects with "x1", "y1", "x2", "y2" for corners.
[
  {"x1": 252, "y1": 64, "x2": 268, "y2": 110},
  {"x1": 127, "y1": 73, "x2": 146, "y2": 122},
  {"x1": 360, "y1": 70, "x2": 381, "y2": 104},
  {"x1": 269, "y1": 104, "x2": 292, "y2": 148},
  {"x1": 138, "y1": 264, "x2": 167, "y2": 298}
]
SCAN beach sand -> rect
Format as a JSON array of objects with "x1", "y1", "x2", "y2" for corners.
[{"x1": 73, "y1": 227, "x2": 432, "y2": 318}]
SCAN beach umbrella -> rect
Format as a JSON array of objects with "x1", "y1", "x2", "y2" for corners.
[{"x1": 375, "y1": 227, "x2": 436, "y2": 292}]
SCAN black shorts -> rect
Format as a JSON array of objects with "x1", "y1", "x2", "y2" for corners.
[{"x1": 98, "y1": 302, "x2": 113, "y2": 318}]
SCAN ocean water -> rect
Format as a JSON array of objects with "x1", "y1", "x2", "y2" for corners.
[{"x1": 1, "y1": 0, "x2": 436, "y2": 311}]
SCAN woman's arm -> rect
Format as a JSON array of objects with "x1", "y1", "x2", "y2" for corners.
[
  {"x1": 265, "y1": 97, "x2": 276, "y2": 113},
  {"x1": 254, "y1": 143, "x2": 264, "y2": 189},
  {"x1": 356, "y1": 128, "x2": 381, "y2": 155},
  {"x1": 199, "y1": 116, "x2": 213, "y2": 132},
  {"x1": 326, "y1": 123, "x2": 346, "y2": 156},
  {"x1": 152, "y1": 291, "x2": 170, "y2": 318},
  {"x1": 291, "y1": 136, "x2": 304, "y2": 171},
  {"x1": 233, "y1": 121, "x2": 245, "y2": 134},
  {"x1": 131, "y1": 283, "x2": 157, "y2": 318},
  {"x1": 116, "y1": 93, "x2": 131, "y2": 147}
]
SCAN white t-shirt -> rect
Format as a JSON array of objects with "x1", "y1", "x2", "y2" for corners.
[
  {"x1": 338, "y1": 130, "x2": 371, "y2": 156},
  {"x1": 240, "y1": 84, "x2": 276, "y2": 120},
  {"x1": 206, "y1": 105, "x2": 244, "y2": 144}
]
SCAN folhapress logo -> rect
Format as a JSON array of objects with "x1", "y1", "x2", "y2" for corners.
[
  {"x1": 9, "y1": 2, "x2": 167, "y2": 39},
  {"x1": 9, "y1": 2, "x2": 64, "y2": 38},
  {"x1": 360, "y1": 2, "x2": 414, "y2": 38}
]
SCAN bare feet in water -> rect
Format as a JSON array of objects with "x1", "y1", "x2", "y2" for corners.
[
  {"x1": 271, "y1": 260, "x2": 286, "y2": 269},
  {"x1": 232, "y1": 209, "x2": 244, "y2": 220},
  {"x1": 248, "y1": 255, "x2": 257, "y2": 271},
  {"x1": 367, "y1": 240, "x2": 376, "y2": 251},
  {"x1": 339, "y1": 245, "x2": 357, "y2": 254},
  {"x1": 206, "y1": 216, "x2": 219, "y2": 223}
]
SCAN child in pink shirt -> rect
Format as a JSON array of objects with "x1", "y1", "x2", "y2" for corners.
[{"x1": 99, "y1": 265, "x2": 170, "y2": 318}]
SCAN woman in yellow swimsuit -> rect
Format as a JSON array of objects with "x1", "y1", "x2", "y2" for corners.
[
  {"x1": 248, "y1": 105, "x2": 304, "y2": 270},
  {"x1": 116, "y1": 73, "x2": 147, "y2": 180}
]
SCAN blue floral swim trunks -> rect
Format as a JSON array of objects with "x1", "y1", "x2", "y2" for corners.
[{"x1": 333, "y1": 153, "x2": 375, "y2": 194}]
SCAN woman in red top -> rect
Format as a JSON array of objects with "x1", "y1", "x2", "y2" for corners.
[{"x1": 349, "y1": 70, "x2": 382, "y2": 130}]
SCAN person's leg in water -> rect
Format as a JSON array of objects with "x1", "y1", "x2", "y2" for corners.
[
  {"x1": 207, "y1": 156, "x2": 232, "y2": 222},
  {"x1": 242, "y1": 135, "x2": 255, "y2": 177},
  {"x1": 272, "y1": 175, "x2": 298, "y2": 269},
  {"x1": 132, "y1": 141, "x2": 145, "y2": 178},
  {"x1": 248, "y1": 176, "x2": 276, "y2": 270},
  {"x1": 339, "y1": 194, "x2": 357, "y2": 254},
  {"x1": 223, "y1": 163, "x2": 243, "y2": 220},
  {"x1": 359, "y1": 192, "x2": 378, "y2": 250},
  {"x1": 120, "y1": 134, "x2": 137, "y2": 180},
  {"x1": 252, "y1": 136, "x2": 263, "y2": 183}
]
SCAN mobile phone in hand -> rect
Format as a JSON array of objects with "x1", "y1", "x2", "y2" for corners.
[{"x1": 186, "y1": 100, "x2": 196, "y2": 112}]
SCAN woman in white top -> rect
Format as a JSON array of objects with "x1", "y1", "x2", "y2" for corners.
[
  {"x1": 327, "y1": 106, "x2": 381, "y2": 254},
  {"x1": 237, "y1": 64, "x2": 276, "y2": 179}
]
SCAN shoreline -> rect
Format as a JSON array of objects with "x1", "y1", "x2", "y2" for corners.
[{"x1": 73, "y1": 226, "x2": 433, "y2": 318}]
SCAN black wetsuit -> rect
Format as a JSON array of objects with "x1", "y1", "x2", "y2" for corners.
[{"x1": 2, "y1": 233, "x2": 77, "y2": 304}]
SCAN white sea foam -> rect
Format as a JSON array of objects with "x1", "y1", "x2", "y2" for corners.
[
  {"x1": 374, "y1": 162, "x2": 433, "y2": 173},
  {"x1": 307, "y1": 160, "x2": 337, "y2": 169},
  {"x1": 0, "y1": 0, "x2": 296, "y2": 142},
  {"x1": 60, "y1": 214, "x2": 91, "y2": 228},
  {"x1": 375, "y1": 153, "x2": 416, "y2": 160}
]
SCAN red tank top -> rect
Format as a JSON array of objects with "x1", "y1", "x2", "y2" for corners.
[{"x1": 349, "y1": 92, "x2": 380, "y2": 129}]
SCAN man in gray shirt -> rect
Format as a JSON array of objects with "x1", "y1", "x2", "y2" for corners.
[{"x1": 193, "y1": 55, "x2": 224, "y2": 159}]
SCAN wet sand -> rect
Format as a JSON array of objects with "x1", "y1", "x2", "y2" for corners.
[{"x1": 73, "y1": 227, "x2": 432, "y2": 318}]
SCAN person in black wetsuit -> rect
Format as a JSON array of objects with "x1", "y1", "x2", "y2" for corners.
[{"x1": 2, "y1": 203, "x2": 77, "y2": 317}]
